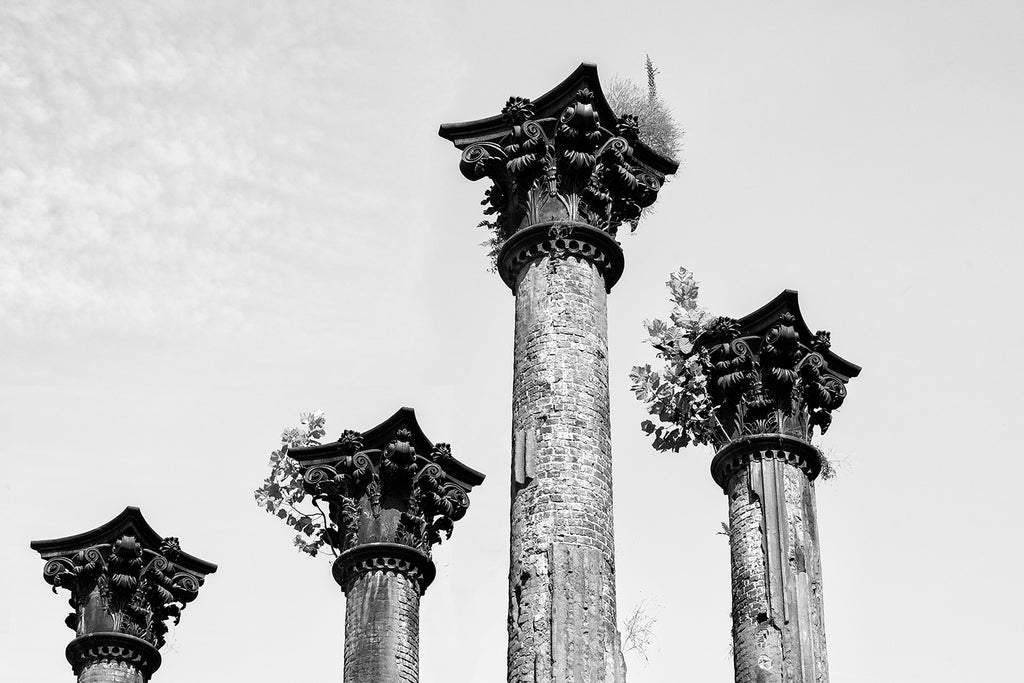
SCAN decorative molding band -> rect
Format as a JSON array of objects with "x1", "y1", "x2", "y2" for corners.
[
  {"x1": 496, "y1": 221, "x2": 625, "y2": 294},
  {"x1": 332, "y1": 542, "x2": 437, "y2": 596},
  {"x1": 710, "y1": 433, "x2": 822, "y2": 491},
  {"x1": 65, "y1": 632, "x2": 162, "y2": 679}
]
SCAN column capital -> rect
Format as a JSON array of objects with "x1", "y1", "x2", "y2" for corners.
[
  {"x1": 30, "y1": 507, "x2": 217, "y2": 678},
  {"x1": 440, "y1": 63, "x2": 677, "y2": 284},
  {"x1": 289, "y1": 407, "x2": 484, "y2": 587},
  {"x1": 703, "y1": 290, "x2": 862, "y2": 452}
]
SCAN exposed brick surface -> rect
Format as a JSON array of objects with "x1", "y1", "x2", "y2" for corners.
[
  {"x1": 728, "y1": 467, "x2": 782, "y2": 683},
  {"x1": 508, "y1": 253, "x2": 625, "y2": 683},
  {"x1": 726, "y1": 456, "x2": 828, "y2": 683},
  {"x1": 77, "y1": 661, "x2": 146, "y2": 683},
  {"x1": 344, "y1": 569, "x2": 421, "y2": 683}
]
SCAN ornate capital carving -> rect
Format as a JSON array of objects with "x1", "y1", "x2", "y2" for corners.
[
  {"x1": 332, "y1": 542, "x2": 436, "y2": 595},
  {"x1": 66, "y1": 632, "x2": 162, "y2": 679},
  {"x1": 31, "y1": 507, "x2": 216, "y2": 654},
  {"x1": 702, "y1": 291, "x2": 861, "y2": 446},
  {"x1": 455, "y1": 92, "x2": 662, "y2": 237},
  {"x1": 289, "y1": 407, "x2": 484, "y2": 560},
  {"x1": 440, "y1": 63, "x2": 678, "y2": 269},
  {"x1": 496, "y1": 221, "x2": 624, "y2": 293},
  {"x1": 711, "y1": 434, "x2": 821, "y2": 489}
]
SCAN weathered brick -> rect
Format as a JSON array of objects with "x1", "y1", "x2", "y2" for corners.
[
  {"x1": 508, "y1": 254, "x2": 625, "y2": 683},
  {"x1": 77, "y1": 661, "x2": 146, "y2": 683},
  {"x1": 439, "y1": 68, "x2": 677, "y2": 683},
  {"x1": 344, "y1": 569, "x2": 421, "y2": 683},
  {"x1": 726, "y1": 456, "x2": 829, "y2": 683}
]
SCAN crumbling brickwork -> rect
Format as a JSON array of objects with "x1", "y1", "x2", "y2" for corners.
[
  {"x1": 728, "y1": 466, "x2": 782, "y2": 682},
  {"x1": 726, "y1": 457, "x2": 828, "y2": 683},
  {"x1": 508, "y1": 253, "x2": 625, "y2": 683},
  {"x1": 344, "y1": 569, "x2": 421, "y2": 683}
]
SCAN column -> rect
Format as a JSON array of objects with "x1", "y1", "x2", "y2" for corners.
[
  {"x1": 440, "y1": 64, "x2": 678, "y2": 683},
  {"x1": 336, "y1": 544, "x2": 429, "y2": 682},
  {"x1": 30, "y1": 506, "x2": 217, "y2": 683},
  {"x1": 289, "y1": 407, "x2": 484, "y2": 683},
  {"x1": 703, "y1": 292, "x2": 861, "y2": 682}
]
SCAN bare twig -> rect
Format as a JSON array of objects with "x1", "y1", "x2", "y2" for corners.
[{"x1": 622, "y1": 601, "x2": 656, "y2": 662}]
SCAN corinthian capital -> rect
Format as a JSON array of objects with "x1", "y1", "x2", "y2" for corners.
[
  {"x1": 439, "y1": 63, "x2": 678, "y2": 281},
  {"x1": 31, "y1": 507, "x2": 216, "y2": 678},
  {"x1": 703, "y1": 290, "x2": 861, "y2": 449},
  {"x1": 288, "y1": 407, "x2": 484, "y2": 590}
]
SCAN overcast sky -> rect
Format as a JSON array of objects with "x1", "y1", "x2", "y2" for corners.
[{"x1": 2, "y1": 2, "x2": 1022, "y2": 681}]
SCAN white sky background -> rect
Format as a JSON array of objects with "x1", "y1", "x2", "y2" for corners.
[{"x1": 2, "y1": 1, "x2": 1022, "y2": 681}]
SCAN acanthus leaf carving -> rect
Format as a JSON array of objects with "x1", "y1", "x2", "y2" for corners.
[
  {"x1": 40, "y1": 535, "x2": 206, "y2": 649},
  {"x1": 460, "y1": 88, "x2": 668, "y2": 254},
  {"x1": 702, "y1": 314, "x2": 849, "y2": 446},
  {"x1": 296, "y1": 428, "x2": 475, "y2": 558}
]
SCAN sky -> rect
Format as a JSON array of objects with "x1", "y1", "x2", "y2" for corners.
[{"x1": 2, "y1": 1, "x2": 1022, "y2": 681}]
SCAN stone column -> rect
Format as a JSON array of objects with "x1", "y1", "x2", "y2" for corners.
[
  {"x1": 30, "y1": 507, "x2": 216, "y2": 683},
  {"x1": 440, "y1": 64, "x2": 678, "y2": 683},
  {"x1": 701, "y1": 292, "x2": 861, "y2": 683},
  {"x1": 288, "y1": 407, "x2": 484, "y2": 683}
]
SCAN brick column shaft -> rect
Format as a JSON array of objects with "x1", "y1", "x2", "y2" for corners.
[
  {"x1": 719, "y1": 443, "x2": 828, "y2": 683},
  {"x1": 77, "y1": 662, "x2": 146, "y2": 683},
  {"x1": 508, "y1": 252, "x2": 625, "y2": 683},
  {"x1": 344, "y1": 569, "x2": 421, "y2": 683}
]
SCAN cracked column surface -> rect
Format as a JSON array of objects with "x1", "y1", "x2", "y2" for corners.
[
  {"x1": 722, "y1": 443, "x2": 828, "y2": 683},
  {"x1": 508, "y1": 247, "x2": 624, "y2": 683}
]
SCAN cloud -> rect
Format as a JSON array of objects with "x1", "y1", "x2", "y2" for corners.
[
  {"x1": 0, "y1": 1, "x2": 461, "y2": 339},
  {"x1": 0, "y1": 3, "x2": 274, "y2": 335}
]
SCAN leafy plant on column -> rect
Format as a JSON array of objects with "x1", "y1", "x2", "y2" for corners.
[
  {"x1": 466, "y1": 59, "x2": 681, "y2": 270},
  {"x1": 629, "y1": 267, "x2": 729, "y2": 450},
  {"x1": 254, "y1": 411, "x2": 336, "y2": 557},
  {"x1": 606, "y1": 56, "x2": 682, "y2": 162},
  {"x1": 254, "y1": 410, "x2": 474, "y2": 557},
  {"x1": 629, "y1": 268, "x2": 847, "y2": 476}
]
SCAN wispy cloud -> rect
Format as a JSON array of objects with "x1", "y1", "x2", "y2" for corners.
[
  {"x1": 0, "y1": 1, "x2": 450, "y2": 338},
  {"x1": 1, "y1": 3, "x2": 268, "y2": 334}
]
